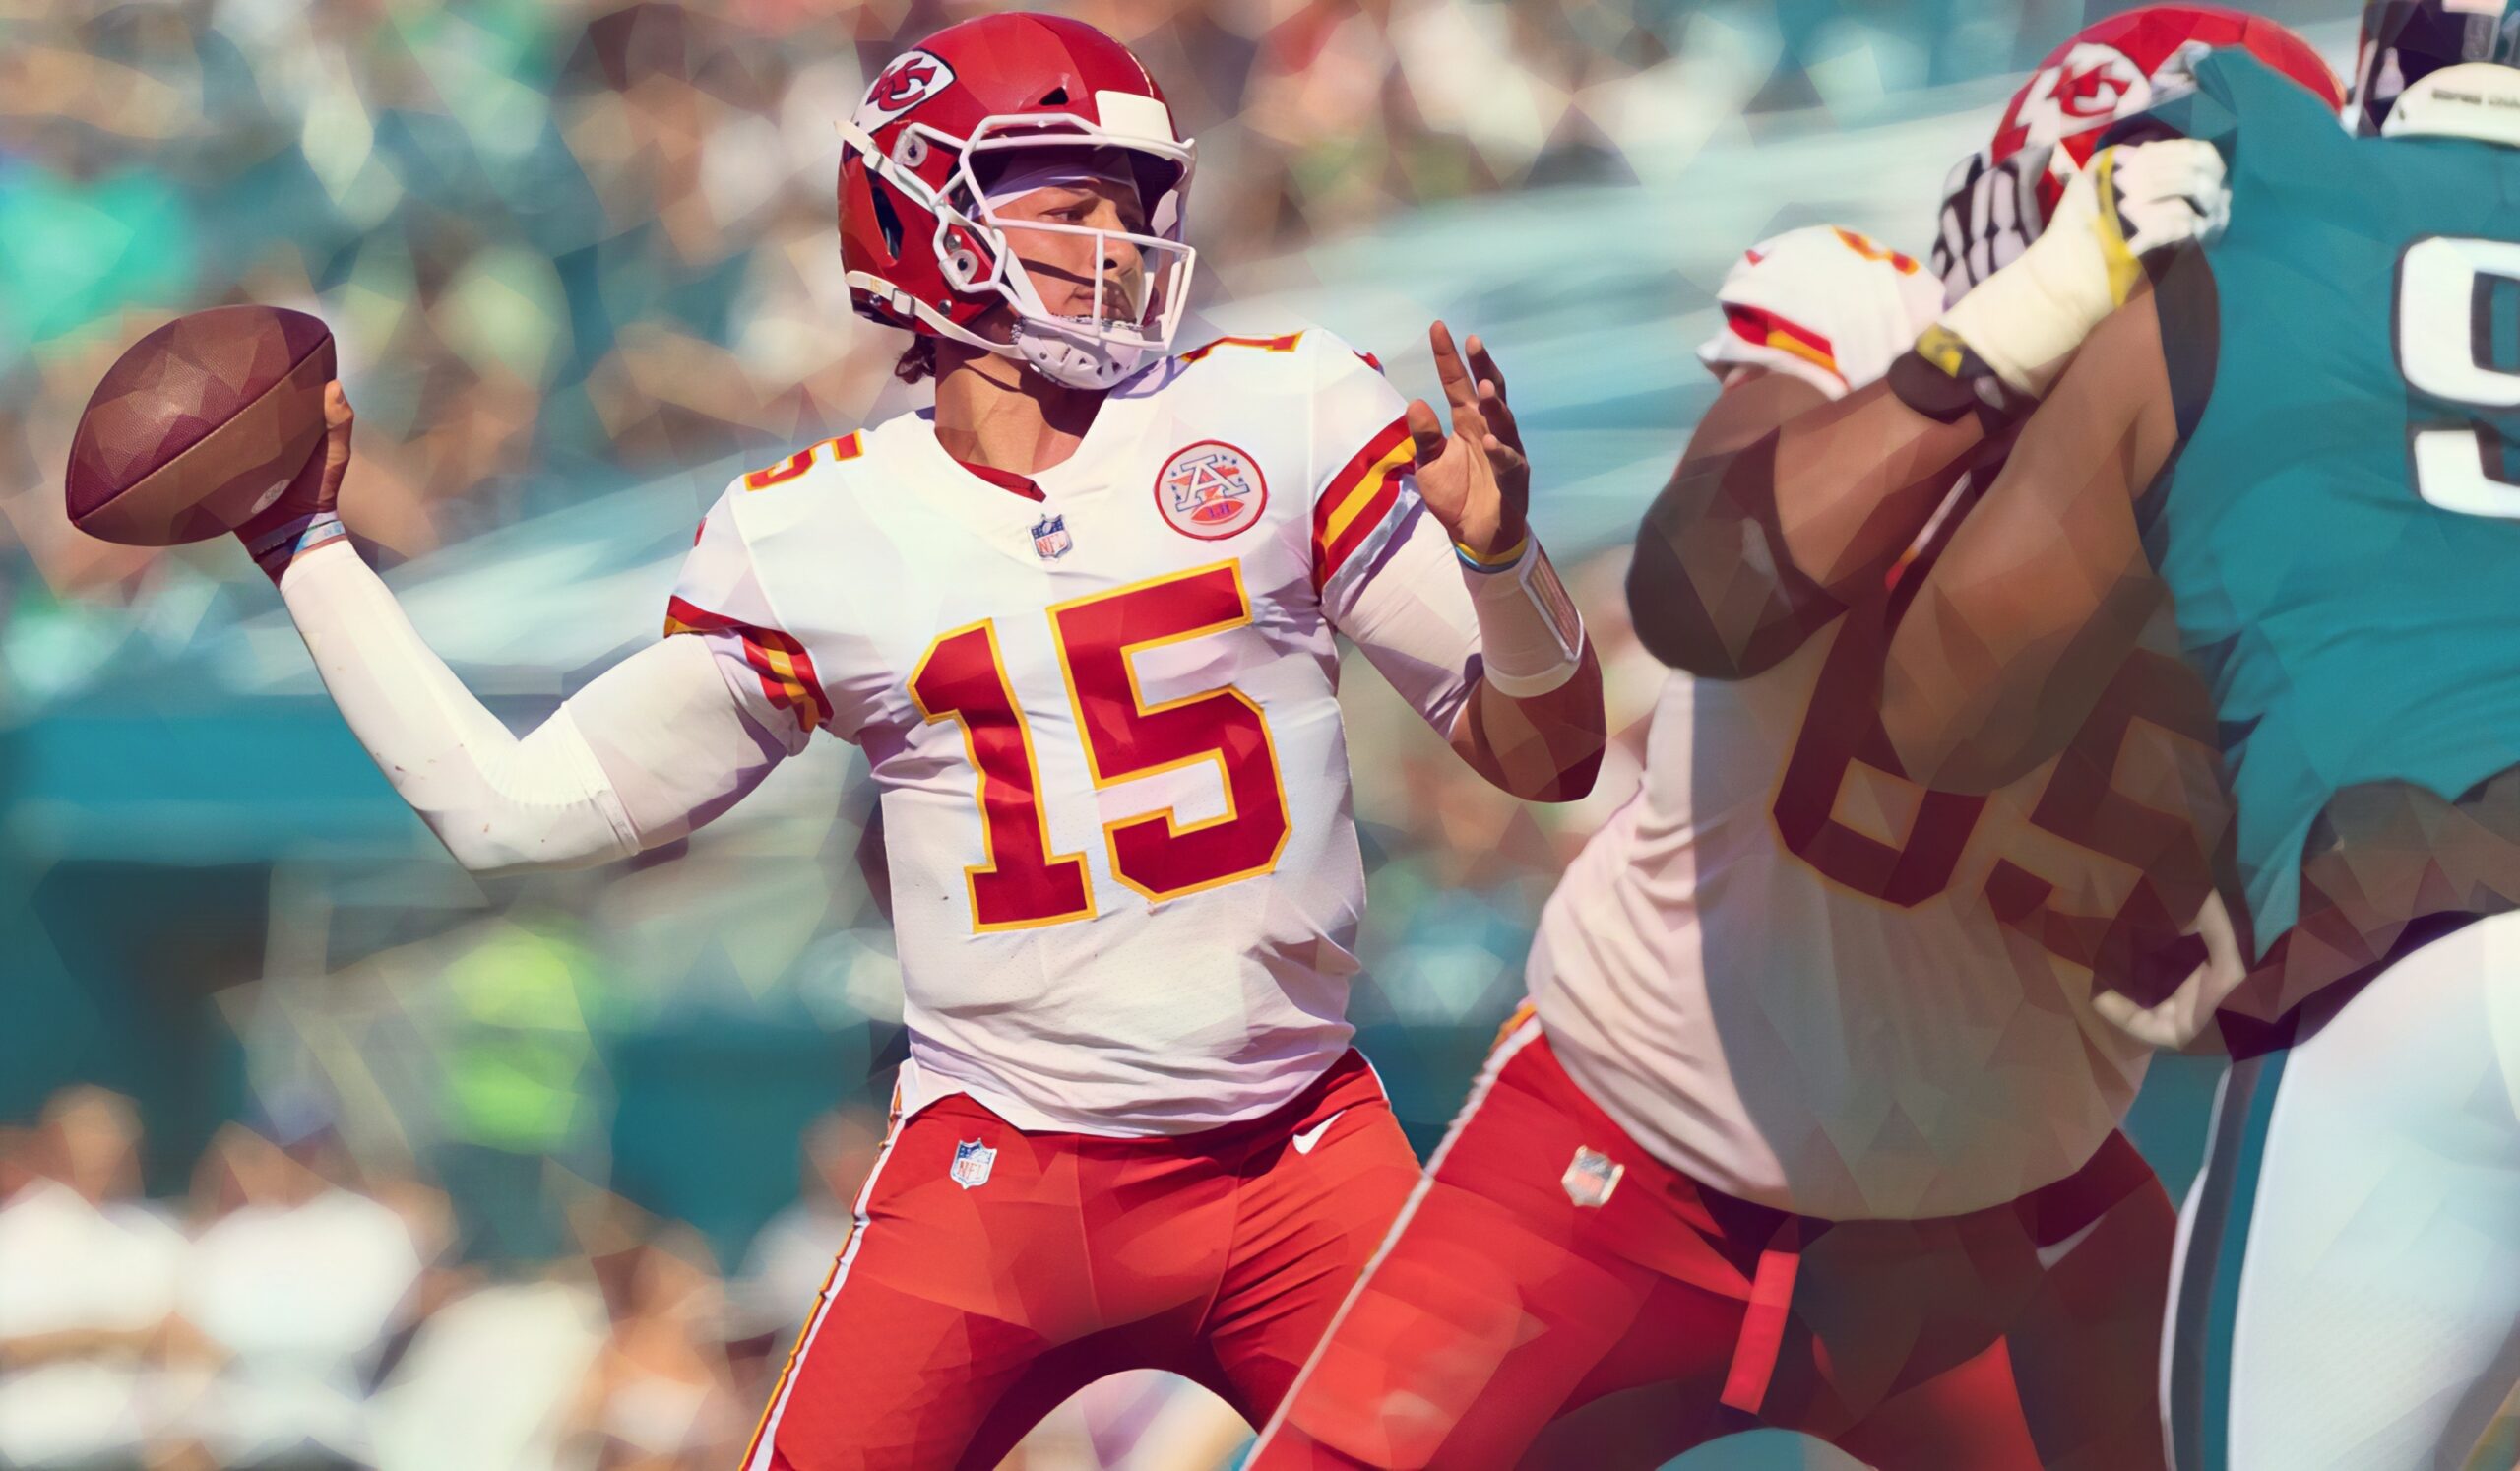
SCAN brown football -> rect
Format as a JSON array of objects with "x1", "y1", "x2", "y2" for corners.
[{"x1": 66, "y1": 305, "x2": 336, "y2": 546}]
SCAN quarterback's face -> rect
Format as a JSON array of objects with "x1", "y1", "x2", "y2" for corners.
[{"x1": 993, "y1": 174, "x2": 1151, "y2": 328}]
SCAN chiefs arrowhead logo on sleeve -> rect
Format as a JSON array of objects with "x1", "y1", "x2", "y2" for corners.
[{"x1": 855, "y1": 51, "x2": 956, "y2": 130}]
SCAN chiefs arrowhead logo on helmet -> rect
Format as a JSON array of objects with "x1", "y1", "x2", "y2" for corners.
[
  {"x1": 835, "y1": 14, "x2": 1200, "y2": 392},
  {"x1": 855, "y1": 50, "x2": 956, "y2": 130},
  {"x1": 2002, "y1": 42, "x2": 2155, "y2": 155},
  {"x1": 1935, "y1": 4, "x2": 2345, "y2": 303},
  {"x1": 1988, "y1": 6, "x2": 2342, "y2": 176}
]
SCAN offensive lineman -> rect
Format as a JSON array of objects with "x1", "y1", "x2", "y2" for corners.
[
  {"x1": 1249, "y1": 12, "x2": 2335, "y2": 1470},
  {"x1": 1874, "y1": 3, "x2": 2520, "y2": 1465},
  {"x1": 232, "y1": 14, "x2": 1605, "y2": 1466}
]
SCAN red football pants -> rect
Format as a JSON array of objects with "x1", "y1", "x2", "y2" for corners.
[
  {"x1": 743, "y1": 1049, "x2": 1418, "y2": 1470},
  {"x1": 1249, "y1": 1022, "x2": 2174, "y2": 1471}
]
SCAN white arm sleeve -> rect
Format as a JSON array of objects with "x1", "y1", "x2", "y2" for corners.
[
  {"x1": 1339, "y1": 501, "x2": 1589, "y2": 732},
  {"x1": 278, "y1": 542, "x2": 785, "y2": 874},
  {"x1": 1335, "y1": 504, "x2": 1481, "y2": 735}
]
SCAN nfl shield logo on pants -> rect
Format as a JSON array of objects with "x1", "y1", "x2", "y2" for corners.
[
  {"x1": 1030, "y1": 514, "x2": 1072, "y2": 560},
  {"x1": 951, "y1": 1138, "x2": 996, "y2": 1190},
  {"x1": 1562, "y1": 1146, "x2": 1623, "y2": 1208}
]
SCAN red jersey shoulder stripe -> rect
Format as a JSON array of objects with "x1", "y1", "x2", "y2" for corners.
[
  {"x1": 1723, "y1": 304, "x2": 1841, "y2": 383},
  {"x1": 1310, "y1": 416, "x2": 1413, "y2": 593},
  {"x1": 662, "y1": 596, "x2": 831, "y2": 735}
]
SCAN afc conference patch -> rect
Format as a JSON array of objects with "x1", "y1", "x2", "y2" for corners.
[
  {"x1": 1030, "y1": 513, "x2": 1071, "y2": 560},
  {"x1": 1562, "y1": 1146, "x2": 1623, "y2": 1209},
  {"x1": 951, "y1": 1138, "x2": 996, "y2": 1190},
  {"x1": 1155, "y1": 439, "x2": 1268, "y2": 540}
]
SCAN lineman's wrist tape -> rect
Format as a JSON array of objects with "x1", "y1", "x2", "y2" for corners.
[
  {"x1": 1891, "y1": 329, "x2": 2035, "y2": 433},
  {"x1": 1460, "y1": 537, "x2": 1586, "y2": 697}
]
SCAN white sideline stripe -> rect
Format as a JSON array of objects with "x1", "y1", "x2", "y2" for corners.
[
  {"x1": 744, "y1": 1102, "x2": 912, "y2": 1470},
  {"x1": 1249, "y1": 1017, "x2": 1545, "y2": 1451}
]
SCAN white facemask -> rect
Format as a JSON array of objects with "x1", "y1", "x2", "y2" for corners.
[
  {"x1": 981, "y1": 158, "x2": 1168, "y2": 389},
  {"x1": 833, "y1": 110, "x2": 1200, "y2": 391}
]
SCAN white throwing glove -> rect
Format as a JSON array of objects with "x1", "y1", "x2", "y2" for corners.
[{"x1": 1926, "y1": 139, "x2": 2229, "y2": 400}]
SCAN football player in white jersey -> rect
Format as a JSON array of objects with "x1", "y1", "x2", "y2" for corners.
[
  {"x1": 1249, "y1": 12, "x2": 2336, "y2": 1470},
  {"x1": 231, "y1": 13, "x2": 1606, "y2": 1466}
]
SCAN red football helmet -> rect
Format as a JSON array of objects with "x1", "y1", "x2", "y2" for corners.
[
  {"x1": 1932, "y1": 6, "x2": 2344, "y2": 301},
  {"x1": 838, "y1": 13, "x2": 1197, "y2": 389}
]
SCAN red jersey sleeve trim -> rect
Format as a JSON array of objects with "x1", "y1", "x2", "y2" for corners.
[
  {"x1": 1722, "y1": 305, "x2": 1842, "y2": 382},
  {"x1": 1310, "y1": 416, "x2": 1414, "y2": 593},
  {"x1": 662, "y1": 596, "x2": 831, "y2": 735}
]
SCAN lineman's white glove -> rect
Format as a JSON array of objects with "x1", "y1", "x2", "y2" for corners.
[{"x1": 1925, "y1": 139, "x2": 2229, "y2": 400}]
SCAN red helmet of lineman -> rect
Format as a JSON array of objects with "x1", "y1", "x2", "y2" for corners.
[
  {"x1": 1932, "y1": 5, "x2": 2344, "y2": 300},
  {"x1": 837, "y1": 13, "x2": 1197, "y2": 390}
]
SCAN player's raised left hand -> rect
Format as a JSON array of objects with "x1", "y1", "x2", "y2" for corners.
[{"x1": 1408, "y1": 321, "x2": 1530, "y2": 560}]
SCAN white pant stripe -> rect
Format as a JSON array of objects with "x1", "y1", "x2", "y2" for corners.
[
  {"x1": 742, "y1": 1095, "x2": 914, "y2": 1471},
  {"x1": 1248, "y1": 1016, "x2": 1544, "y2": 1451}
]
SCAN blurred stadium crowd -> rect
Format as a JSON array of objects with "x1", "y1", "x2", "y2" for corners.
[
  {"x1": 0, "y1": 0, "x2": 2096, "y2": 595},
  {"x1": 1, "y1": 1081, "x2": 868, "y2": 1468},
  {"x1": 0, "y1": 0, "x2": 2322, "y2": 1466}
]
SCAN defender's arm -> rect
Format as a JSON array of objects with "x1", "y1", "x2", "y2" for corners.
[
  {"x1": 1879, "y1": 288, "x2": 2184, "y2": 793},
  {"x1": 1636, "y1": 144, "x2": 2226, "y2": 681}
]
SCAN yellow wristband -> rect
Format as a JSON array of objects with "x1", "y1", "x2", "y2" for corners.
[{"x1": 1453, "y1": 534, "x2": 1529, "y2": 572}]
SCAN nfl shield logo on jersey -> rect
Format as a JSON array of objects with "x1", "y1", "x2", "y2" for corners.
[
  {"x1": 1030, "y1": 514, "x2": 1072, "y2": 560},
  {"x1": 950, "y1": 1138, "x2": 996, "y2": 1190},
  {"x1": 1561, "y1": 1147, "x2": 1624, "y2": 1209},
  {"x1": 1155, "y1": 440, "x2": 1268, "y2": 540}
]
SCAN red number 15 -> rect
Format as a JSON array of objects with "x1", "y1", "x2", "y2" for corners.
[{"x1": 910, "y1": 561, "x2": 1292, "y2": 931}]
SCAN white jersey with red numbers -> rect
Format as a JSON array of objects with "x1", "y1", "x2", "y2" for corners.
[
  {"x1": 1533, "y1": 224, "x2": 2168, "y2": 1221},
  {"x1": 666, "y1": 328, "x2": 1471, "y2": 1136}
]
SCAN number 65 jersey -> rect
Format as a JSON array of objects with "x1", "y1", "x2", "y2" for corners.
[
  {"x1": 664, "y1": 329, "x2": 1469, "y2": 1136},
  {"x1": 1531, "y1": 224, "x2": 2223, "y2": 1221}
]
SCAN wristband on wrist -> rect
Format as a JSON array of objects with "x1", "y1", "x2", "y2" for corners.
[
  {"x1": 246, "y1": 510, "x2": 348, "y2": 585},
  {"x1": 1453, "y1": 533, "x2": 1529, "y2": 573},
  {"x1": 1891, "y1": 333, "x2": 2035, "y2": 434},
  {"x1": 1464, "y1": 539, "x2": 1586, "y2": 698}
]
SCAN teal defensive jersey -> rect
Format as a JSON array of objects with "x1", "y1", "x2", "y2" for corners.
[{"x1": 2141, "y1": 51, "x2": 2520, "y2": 951}]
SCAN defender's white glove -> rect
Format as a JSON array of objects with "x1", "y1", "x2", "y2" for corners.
[
  {"x1": 1927, "y1": 139, "x2": 2229, "y2": 399},
  {"x1": 2093, "y1": 890, "x2": 2249, "y2": 1052}
]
